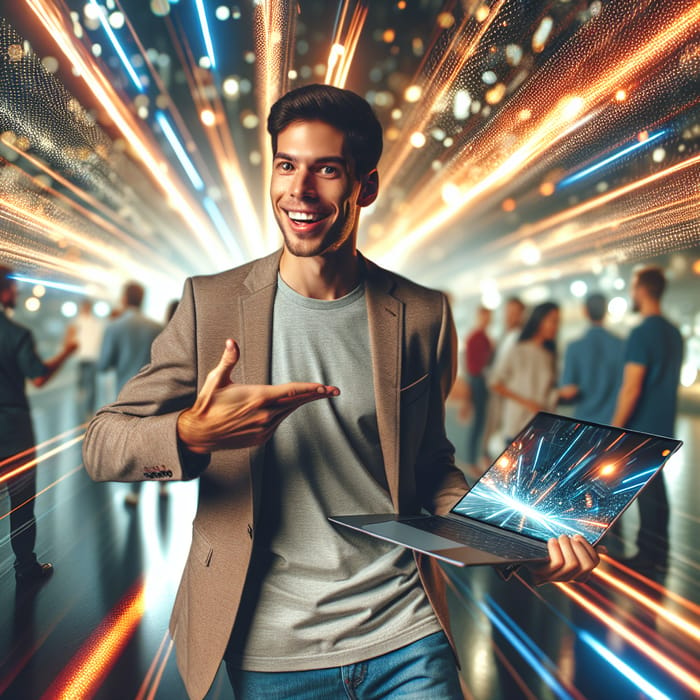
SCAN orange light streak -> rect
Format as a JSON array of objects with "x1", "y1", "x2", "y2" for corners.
[
  {"x1": 2, "y1": 141, "x2": 158, "y2": 248},
  {"x1": 1, "y1": 161, "x2": 184, "y2": 281},
  {"x1": 380, "y1": 0, "x2": 509, "y2": 190},
  {"x1": 593, "y1": 566, "x2": 700, "y2": 643},
  {"x1": 0, "y1": 236, "x2": 115, "y2": 286},
  {"x1": 0, "y1": 194, "x2": 153, "y2": 283},
  {"x1": 134, "y1": 631, "x2": 173, "y2": 700},
  {"x1": 113, "y1": 0, "x2": 216, "y2": 186},
  {"x1": 41, "y1": 579, "x2": 146, "y2": 700},
  {"x1": 165, "y1": 13, "x2": 263, "y2": 259},
  {"x1": 601, "y1": 554, "x2": 700, "y2": 618},
  {"x1": 0, "y1": 435, "x2": 84, "y2": 491},
  {"x1": 483, "y1": 153, "x2": 700, "y2": 254},
  {"x1": 447, "y1": 155, "x2": 700, "y2": 292},
  {"x1": 324, "y1": 1, "x2": 369, "y2": 89},
  {"x1": 0, "y1": 424, "x2": 84, "y2": 470},
  {"x1": 23, "y1": 0, "x2": 231, "y2": 269},
  {"x1": 1, "y1": 464, "x2": 83, "y2": 527},
  {"x1": 254, "y1": 0, "x2": 298, "y2": 251},
  {"x1": 557, "y1": 582, "x2": 700, "y2": 695},
  {"x1": 368, "y1": 2, "x2": 700, "y2": 265},
  {"x1": 325, "y1": 0, "x2": 351, "y2": 86}
]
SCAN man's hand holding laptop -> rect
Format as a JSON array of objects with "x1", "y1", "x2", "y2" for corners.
[{"x1": 530, "y1": 534, "x2": 600, "y2": 585}]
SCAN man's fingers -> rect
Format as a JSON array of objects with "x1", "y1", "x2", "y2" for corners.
[
  {"x1": 532, "y1": 535, "x2": 600, "y2": 585},
  {"x1": 271, "y1": 383, "x2": 341, "y2": 407},
  {"x1": 545, "y1": 535, "x2": 598, "y2": 580}
]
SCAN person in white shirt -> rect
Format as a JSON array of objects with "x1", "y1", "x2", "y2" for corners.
[{"x1": 72, "y1": 299, "x2": 105, "y2": 420}]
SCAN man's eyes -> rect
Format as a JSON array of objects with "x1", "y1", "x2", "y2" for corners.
[{"x1": 274, "y1": 161, "x2": 340, "y2": 176}]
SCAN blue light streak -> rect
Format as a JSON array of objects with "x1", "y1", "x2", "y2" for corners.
[
  {"x1": 557, "y1": 130, "x2": 668, "y2": 189},
  {"x1": 10, "y1": 275, "x2": 87, "y2": 294},
  {"x1": 621, "y1": 466, "x2": 659, "y2": 484},
  {"x1": 448, "y1": 569, "x2": 574, "y2": 699},
  {"x1": 155, "y1": 111, "x2": 205, "y2": 191},
  {"x1": 202, "y1": 197, "x2": 244, "y2": 261},
  {"x1": 580, "y1": 632, "x2": 671, "y2": 700},
  {"x1": 88, "y1": 0, "x2": 143, "y2": 92},
  {"x1": 485, "y1": 596, "x2": 574, "y2": 700},
  {"x1": 195, "y1": 0, "x2": 217, "y2": 69}
]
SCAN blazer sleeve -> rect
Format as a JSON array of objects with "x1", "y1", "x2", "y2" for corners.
[
  {"x1": 415, "y1": 293, "x2": 469, "y2": 514},
  {"x1": 83, "y1": 277, "x2": 210, "y2": 483}
]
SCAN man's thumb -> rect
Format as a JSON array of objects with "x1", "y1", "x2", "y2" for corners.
[{"x1": 213, "y1": 338, "x2": 240, "y2": 386}]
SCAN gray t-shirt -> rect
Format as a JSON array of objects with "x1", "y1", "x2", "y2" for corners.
[{"x1": 229, "y1": 276, "x2": 439, "y2": 671}]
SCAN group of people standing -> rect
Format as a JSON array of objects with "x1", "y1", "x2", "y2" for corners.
[
  {"x1": 0, "y1": 270, "x2": 168, "y2": 589},
  {"x1": 461, "y1": 265, "x2": 683, "y2": 574}
]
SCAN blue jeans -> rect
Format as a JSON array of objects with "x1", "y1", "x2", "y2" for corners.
[{"x1": 225, "y1": 631, "x2": 462, "y2": 699}]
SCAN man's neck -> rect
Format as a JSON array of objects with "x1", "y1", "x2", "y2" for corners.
[
  {"x1": 279, "y1": 247, "x2": 361, "y2": 300},
  {"x1": 639, "y1": 299, "x2": 662, "y2": 317}
]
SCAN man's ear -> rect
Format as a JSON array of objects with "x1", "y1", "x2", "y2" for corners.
[{"x1": 357, "y1": 169, "x2": 379, "y2": 207}]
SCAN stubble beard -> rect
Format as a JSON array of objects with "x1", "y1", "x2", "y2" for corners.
[{"x1": 278, "y1": 211, "x2": 354, "y2": 259}]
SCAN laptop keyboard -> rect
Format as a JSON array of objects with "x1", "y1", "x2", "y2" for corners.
[{"x1": 409, "y1": 517, "x2": 548, "y2": 560}]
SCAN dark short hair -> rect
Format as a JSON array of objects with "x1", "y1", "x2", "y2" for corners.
[
  {"x1": 585, "y1": 293, "x2": 607, "y2": 322},
  {"x1": 124, "y1": 281, "x2": 145, "y2": 308},
  {"x1": 635, "y1": 266, "x2": 666, "y2": 300},
  {"x1": 267, "y1": 84, "x2": 383, "y2": 178},
  {"x1": 0, "y1": 265, "x2": 14, "y2": 294},
  {"x1": 505, "y1": 296, "x2": 525, "y2": 310}
]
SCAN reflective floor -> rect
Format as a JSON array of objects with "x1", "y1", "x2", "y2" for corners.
[{"x1": 1, "y1": 367, "x2": 698, "y2": 700}]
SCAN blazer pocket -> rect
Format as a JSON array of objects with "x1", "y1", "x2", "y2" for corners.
[
  {"x1": 190, "y1": 526, "x2": 213, "y2": 567},
  {"x1": 400, "y1": 372, "x2": 430, "y2": 406}
]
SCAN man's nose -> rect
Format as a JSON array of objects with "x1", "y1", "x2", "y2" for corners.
[{"x1": 290, "y1": 168, "x2": 316, "y2": 197}]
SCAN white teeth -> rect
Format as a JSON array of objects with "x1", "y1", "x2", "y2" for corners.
[{"x1": 288, "y1": 211, "x2": 322, "y2": 222}]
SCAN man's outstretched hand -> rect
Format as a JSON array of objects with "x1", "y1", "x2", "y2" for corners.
[
  {"x1": 529, "y1": 535, "x2": 600, "y2": 585},
  {"x1": 177, "y1": 338, "x2": 340, "y2": 454}
]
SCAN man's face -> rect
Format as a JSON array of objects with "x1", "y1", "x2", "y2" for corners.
[
  {"x1": 270, "y1": 120, "x2": 371, "y2": 258},
  {"x1": 505, "y1": 300, "x2": 524, "y2": 330}
]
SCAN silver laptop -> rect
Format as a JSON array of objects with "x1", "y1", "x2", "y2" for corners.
[{"x1": 329, "y1": 412, "x2": 682, "y2": 567}]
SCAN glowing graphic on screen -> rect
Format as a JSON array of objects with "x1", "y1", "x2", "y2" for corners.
[{"x1": 452, "y1": 413, "x2": 680, "y2": 544}]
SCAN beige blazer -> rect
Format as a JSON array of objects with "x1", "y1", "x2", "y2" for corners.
[{"x1": 83, "y1": 249, "x2": 469, "y2": 700}]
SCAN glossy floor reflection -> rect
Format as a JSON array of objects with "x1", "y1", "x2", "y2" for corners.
[{"x1": 1, "y1": 368, "x2": 698, "y2": 699}]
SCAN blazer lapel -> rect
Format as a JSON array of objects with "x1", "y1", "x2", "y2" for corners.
[
  {"x1": 364, "y1": 259, "x2": 402, "y2": 511},
  {"x1": 240, "y1": 248, "x2": 282, "y2": 385},
  {"x1": 239, "y1": 249, "x2": 281, "y2": 515}
]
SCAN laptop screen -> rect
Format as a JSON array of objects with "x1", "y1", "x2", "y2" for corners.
[{"x1": 451, "y1": 412, "x2": 682, "y2": 545}]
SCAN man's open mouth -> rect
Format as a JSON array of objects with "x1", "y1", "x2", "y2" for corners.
[{"x1": 286, "y1": 210, "x2": 327, "y2": 224}]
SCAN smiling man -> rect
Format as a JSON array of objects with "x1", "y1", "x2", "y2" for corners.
[{"x1": 83, "y1": 84, "x2": 599, "y2": 700}]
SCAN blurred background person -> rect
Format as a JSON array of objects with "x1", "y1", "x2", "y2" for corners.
[
  {"x1": 559, "y1": 293, "x2": 624, "y2": 424},
  {"x1": 71, "y1": 298, "x2": 105, "y2": 421},
  {"x1": 492, "y1": 297, "x2": 526, "y2": 372},
  {"x1": 490, "y1": 301, "x2": 561, "y2": 444},
  {"x1": 483, "y1": 296, "x2": 526, "y2": 457},
  {"x1": 460, "y1": 305, "x2": 493, "y2": 475},
  {"x1": 612, "y1": 266, "x2": 683, "y2": 574},
  {"x1": 97, "y1": 281, "x2": 162, "y2": 506},
  {"x1": 0, "y1": 265, "x2": 78, "y2": 587}
]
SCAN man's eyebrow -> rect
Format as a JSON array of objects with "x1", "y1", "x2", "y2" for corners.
[{"x1": 273, "y1": 152, "x2": 348, "y2": 167}]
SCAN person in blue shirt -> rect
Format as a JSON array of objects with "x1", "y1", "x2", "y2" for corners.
[
  {"x1": 559, "y1": 293, "x2": 624, "y2": 424},
  {"x1": 98, "y1": 281, "x2": 162, "y2": 506},
  {"x1": 611, "y1": 266, "x2": 683, "y2": 574}
]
